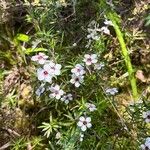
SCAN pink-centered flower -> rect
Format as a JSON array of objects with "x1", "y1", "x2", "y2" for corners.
[
  {"x1": 86, "y1": 103, "x2": 97, "y2": 112},
  {"x1": 70, "y1": 74, "x2": 84, "y2": 87},
  {"x1": 61, "y1": 93, "x2": 73, "y2": 104},
  {"x1": 37, "y1": 68, "x2": 52, "y2": 83},
  {"x1": 44, "y1": 61, "x2": 62, "y2": 76},
  {"x1": 31, "y1": 53, "x2": 48, "y2": 64},
  {"x1": 77, "y1": 116, "x2": 92, "y2": 131},
  {"x1": 71, "y1": 64, "x2": 85, "y2": 76},
  {"x1": 49, "y1": 84, "x2": 64, "y2": 100},
  {"x1": 83, "y1": 54, "x2": 98, "y2": 66}
]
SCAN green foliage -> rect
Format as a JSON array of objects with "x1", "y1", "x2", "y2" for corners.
[
  {"x1": 16, "y1": 34, "x2": 30, "y2": 42},
  {"x1": 0, "y1": 0, "x2": 150, "y2": 150},
  {"x1": 39, "y1": 113, "x2": 61, "y2": 138},
  {"x1": 145, "y1": 14, "x2": 150, "y2": 26}
]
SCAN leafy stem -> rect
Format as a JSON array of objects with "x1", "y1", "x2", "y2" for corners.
[{"x1": 108, "y1": 13, "x2": 138, "y2": 100}]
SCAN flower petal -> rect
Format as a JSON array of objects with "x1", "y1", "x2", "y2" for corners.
[
  {"x1": 56, "y1": 94, "x2": 61, "y2": 100},
  {"x1": 81, "y1": 125, "x2": 87, "y2": 131},
  {"x1": 86, "y1": 117, "x2": 91, "y2": 123},
  {"x1": 79, "y1": 116, "x2": 85, "y2": 122},
  {"x1": 45, "y1": 75, "x2": 52, "y2": 83},
  {"x1": 77, "y1": 121, "x2": 83, "y2": 127},
  {"x1": 87, "y1": 123, "x2": 92, "y2": 128},
  {"x1": 84, "y1": 54, "x2": 90, "y2": 58},
  {"x1": 75, "y1": 82, "x2": 80, "y2": 87}
]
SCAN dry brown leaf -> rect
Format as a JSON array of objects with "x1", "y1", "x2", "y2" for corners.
[{"x1": 135, "y1": 70, "x2": 146, "y2": 82}]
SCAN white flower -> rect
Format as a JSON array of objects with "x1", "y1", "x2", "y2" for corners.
[
  {"x1": 105, "y1": 88, "x2": 118, "y2": 95},
  {"x1": 104, "y1": 19, "x2": 113, "y2": 26},
  {"x1": 143, "y1": 111, "x2": 150, "y2": 123},
  {"x1": 141, "y1": 137, "x2": 150, "y2": 150},
  {"x1": 49, "y1": 85, "x2": 64, "y2": 100},
  {"x1": 73, "y1": 43, "x2": 77, "y2": 47},
  {"x1": 86, "y1": 103, "x2": 97, "y2": 112},
  {"x1": 71, "y1": 64, "x2": 85, "y2": 76},
  {"x1": 100, "y1": 26, "x2": 110, "y2": 35},
  {"x1": 31, "y1": 52, "x2": 48, "y2": 64},
  {"x1": 80, "y1": 133, "x2": 84, "y2": 142},
  {"x1": 37, "y1": 68, "x2": 52, "y2": 83},
  {"x1": 83, "y1": 54, "x2": 98, "y2": 66},
  {"x1": 61, "y1": 93, "x2": 73, "y2": 104},
  {"x1": 35, "y1": 83, "x2": 45, "y2": 96},
  {"x1": 44, "y1": 61, "x2": 62, "y2": 76},
  {"x1": 77, "y1": 116, "x2": 92, "y2": 131},
  {"x1": 70, "y1": 74, "x2": 84, "y2": 87},
  {"x1": 94, "y1": 63, "x2": 105, "y2": 70}
]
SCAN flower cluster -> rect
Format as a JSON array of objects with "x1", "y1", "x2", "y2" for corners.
[
  {"x1": 70, "y1": 53, "x2": 100, "y2": 87},
  {"x1": 86, "y1": 19, "x2": 113, "y2": 48},
  {"x1": 32, "y1": 53, "x2": 66, "y2": 101},
  {"x1": 86, "y1": 20, "x2": 100, "y2": 48},
  {"x1": 87, "y1": 20, "x2": 100, "y2": 41},
  {"x1": 70, "y1": 64, "x2": 85, "y2": 87},
  {"x1": 32, "y1": 52, "x2": 104, "y2": 143},
  {"x1": 141, "y1": 137, "x2": 150, "y2": 150},
  {"x1": 37, "y1": 61, "x2": 61, "y2": 83}
]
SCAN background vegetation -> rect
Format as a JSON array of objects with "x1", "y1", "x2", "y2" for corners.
[{"x1": 0, "y1": 0, "x2": 150, "y2": 149}]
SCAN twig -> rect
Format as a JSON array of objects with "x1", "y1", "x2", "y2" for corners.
[{"x1": 0, "y1": 142, "x2": 11, "y2": 150}]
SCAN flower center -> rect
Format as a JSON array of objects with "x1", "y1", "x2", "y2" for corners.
[
  {"x1": 147, "y1": 115, "x2": 150, "y2": 119},
  {"x1": 51, "y1": 66, "x2": 55, "y2": 70},
  {"x1": 83, "y1": 121, "x2": 87, "y2": 125},
  {"x1": 38, "y1": 56, "x2": 43, "y2": 60},
  {"x1": 55, "y1": 91, "x2": 59, "y2": 95},
  {"x1": 43, "y1": 71, "x2": 48, "y2": 75},
  {"x1": 87, "y1": 58, "x2": 92, "y2": 62},
  {"x1": 77, "y1": 68, "x2": 80, "y2": 72},
  {"x1": 75, "y1": 78, "x2": 79, "y2": 82},
  {"x1": 145, "y1": 146, "x2": 149, "y2": 150}
]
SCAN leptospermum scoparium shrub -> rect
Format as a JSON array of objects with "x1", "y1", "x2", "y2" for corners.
[{"x1": 31, "y1": 51, "x2": 106, "y2": 147}]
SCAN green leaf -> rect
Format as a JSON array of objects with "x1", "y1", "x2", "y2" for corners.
[
  {"x1": 25, "y1": 48, "x2": 47, "y2": 55},
  {"x1": 16, "y1": 34, "x2": 30, "y2": 42}
]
